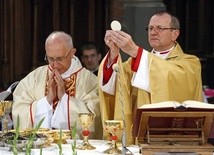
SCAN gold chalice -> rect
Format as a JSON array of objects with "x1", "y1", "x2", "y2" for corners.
[
  {"x1": 103, "y1": 120, "x2": 123, "y2": 154},
  {"x1": 76, "y1": 113, "x2": 96, "y2": 150},
  {"x1": 0, "y1": 101, "x2": 13, "y2": 133}
]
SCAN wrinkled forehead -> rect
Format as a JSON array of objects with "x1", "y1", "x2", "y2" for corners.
[
  {"x1": 47, "y1": 43, "x2": 67, "y2": 52},
  {"x1": 46, "y1": 39, "x2": 70, "y2": 53},
  {"x1": 149, "y1": 14, "x2": 171, "y2": 26}
]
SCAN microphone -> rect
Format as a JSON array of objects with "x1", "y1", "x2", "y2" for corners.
[
  {"x1": 0, "y1": 81, "x2": 19, "y2": 101},
  {"x1": 112, "y1": 63, "x2": 127, "y2": 155}
]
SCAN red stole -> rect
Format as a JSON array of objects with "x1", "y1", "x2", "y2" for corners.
[
  {"x1": 30, "y1": 68, "x2": 83, "y2": 128},
  {"x1": 48, "y1": 71, "x2": 79, "y2": 111}
]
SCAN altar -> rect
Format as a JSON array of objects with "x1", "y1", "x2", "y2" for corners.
[{"x1": 0, "y1": 139, "x2": 141, "y2": 155}]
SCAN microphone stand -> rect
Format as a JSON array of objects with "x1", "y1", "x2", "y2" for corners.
[
  {"x1": 113, "y1": 63, "x2": 134, "y2": 155},
  {"x1": 113, "y1": 64, "x2": 126, "y2": 155}
]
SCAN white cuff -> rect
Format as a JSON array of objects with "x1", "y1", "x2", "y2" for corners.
[
  {"x1": 35, "y1": 97, "x2": 53, "y2": 128},
  {"x1": 131, "y1": 49, "x2": 150, "y2": 92},
  {"x1": 99, "y1": 71, "x2": 117, "y2": 95}
]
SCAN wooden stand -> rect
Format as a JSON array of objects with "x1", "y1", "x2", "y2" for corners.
[
  {"x1": 140, "y1": 143, "x2": 214, "y2": 155},
  {"x1": 135, "y1": 111, "x2": 214, "y2": 155}
]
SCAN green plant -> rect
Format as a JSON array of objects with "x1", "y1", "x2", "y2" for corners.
[
  {"x1": 71, "y1": 122, "x2": 77, "y2": 155},
  {"x1": 57, "y1": 129, "x2": 63, "y2": 155},
  {"x1": 40, "y1": 147, "x2": 43, "y2": 155},
  {"x1": 25, "y1": 117, "x2": 45, "y2": 155},
  {"x1": 11, "y1": 116, "x2": 20, "y2": 155}
]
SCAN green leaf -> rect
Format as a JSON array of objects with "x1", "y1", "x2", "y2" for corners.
[
  {"x1": 71, "y1": 122, "x2": 77, "y2": 155},
  {"x1": 40, "y1": 147, "x2": 43, "y2": 155},
  {"x1": 11, "y1": 115, "x2": 20, "y2": 155},
  {"x1": 57, "y1": 129, "x2": 63, "y2": 155},
  {"x1": 25, "y1": 117, "x2": 45, "y2": 155}
]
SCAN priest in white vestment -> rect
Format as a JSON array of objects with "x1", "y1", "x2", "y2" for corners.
[
  {"x1": 98, "y1": 11, "x2": 204, "y2": 144},
  {"x1": 12, "y1": 31, "x2": 102, "y2": 139}
]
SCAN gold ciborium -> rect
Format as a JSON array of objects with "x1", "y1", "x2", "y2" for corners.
[
  {"x1": 103, "y1": 120, "x2": 123, "y2": 154},
  {"x1": 76, "y1": 113, "x2": 96, "y2": 150},
  {"x1": 0, "y1": 101, "x2": 13, "y2": 133}
]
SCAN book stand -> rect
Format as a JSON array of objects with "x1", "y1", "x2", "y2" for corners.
[{"x1": 136, "y1": 111, "x2": 214, "y2": 155}]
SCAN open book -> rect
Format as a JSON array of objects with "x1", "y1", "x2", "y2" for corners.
[
  {"x1": 133, "y1": 100, "x2": 214, "y2": 140},
  {"x1": 139, "y1": 100, "x2": 214, "y2": 110}
]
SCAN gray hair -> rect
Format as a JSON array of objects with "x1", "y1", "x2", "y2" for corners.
[
  {"x1": 154, "y1": 11, "x2": 180, "y2": 30},
  {"x1": 45, "y1": 31, "x2": 73, "y2": 50}
]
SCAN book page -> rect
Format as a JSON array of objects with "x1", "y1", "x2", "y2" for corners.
[
  {"x1": 139, "y1": 100, "x2": 214, "y2": 110},
  {"x1": 139, "y1": 101, "x2": 181, "y2": 109},
  {"x1": 183, "y1": 100, "x2": 214, "y2": 109}
]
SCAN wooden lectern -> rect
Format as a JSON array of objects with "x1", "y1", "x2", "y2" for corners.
[{"x1": 134, "y1": 110, "x2": 214, "y2": 155}]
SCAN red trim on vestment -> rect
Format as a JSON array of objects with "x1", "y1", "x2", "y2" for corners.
[
  {"x1": 46, "y1": 66, "x2": 83, "y2": 129},
  {"x1": 103, "y1": 53, "x2": 118, "y2": 84},
  {"x1": 65, "y1": 68, "x2": 82, "y2": 129},
  {"x1": 64, "y1": 67, "x2": 83, "y2": 80},
  {"x1": 67, "y1": 94, "x2": 71, "y2": 130},
  {"x1": 153, "y1": 51, "x2": 170, "y2": 54},
  {"x1": 131, "y1": 47, "x2": 143, "y2": 72},
  {"x1": 30, "y1": 103, "x2": 34, "y2": 126}
]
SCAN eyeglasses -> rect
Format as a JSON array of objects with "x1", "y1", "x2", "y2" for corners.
[
  {"x1": 44, "y1": 50, "x2": 71, "y2": 63},
  {"x1": 146, "y1": 26, "x2": 177, "y2": 33}
]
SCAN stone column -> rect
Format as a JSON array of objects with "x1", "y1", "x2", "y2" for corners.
[{"x1": 122, "y1": 0, "x2": 166, "y2": 60}]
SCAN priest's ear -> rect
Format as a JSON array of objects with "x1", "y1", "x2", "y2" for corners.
[
  {"x1": 71, "y1": 48, "x2": 77, "y2": 55},
  {"x1": 172, "y1": 29, "x2": 180, "y2": 41}
]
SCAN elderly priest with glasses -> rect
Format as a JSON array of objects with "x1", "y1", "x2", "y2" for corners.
[{"x1": 12, "y1": 31, "x2": 102, "y2": 139}]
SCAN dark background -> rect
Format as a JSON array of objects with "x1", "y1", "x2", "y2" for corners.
[{"x1": 0, "y1": 0, "x2": 214, "y2": 90}]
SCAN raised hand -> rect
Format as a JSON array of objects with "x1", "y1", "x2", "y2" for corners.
[
  {"x1": 105, "y1": 30, "x2": 120, "y2": 62},
  {"x1": 108, "y1": 30, "x2": 139, "y2": 58}
]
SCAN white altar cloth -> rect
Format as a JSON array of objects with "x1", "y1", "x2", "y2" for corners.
[{"x1": 0, "y1": 140, "x2": 141, "y2": 155}]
